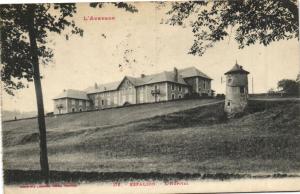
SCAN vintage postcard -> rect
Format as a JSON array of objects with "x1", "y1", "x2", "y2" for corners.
[{"x1": 1, "y1": 1, "x2": 300, "y2": 193}]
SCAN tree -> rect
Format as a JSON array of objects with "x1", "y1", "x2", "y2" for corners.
[
  {"x1": 1, "y1": 2, "x2": 137, "y2": 183},
  {"x1": 267, "y1": 88, "x2": 276, "y2": 94},
  {"x1": 277, "y1": 79, "x2": 299, "y2": 96},
  {"x1": 1, "y1": 3, "x2": 83, "y2": 183},
  {"x1": 167, "y1": 0, "x2": 299, "y2": 56}
]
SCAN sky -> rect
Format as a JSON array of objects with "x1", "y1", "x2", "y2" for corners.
[{"x1": 2, "y1": 2, "x2": 300, "y2": 113}]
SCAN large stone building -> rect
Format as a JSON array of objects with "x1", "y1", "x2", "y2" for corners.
[{"x1": 53, "y1": 67, "x2": 213, "y2": 114}]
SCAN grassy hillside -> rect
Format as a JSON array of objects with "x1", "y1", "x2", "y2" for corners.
[
  {"x1": 2, "y1": 99, "x2": 219, "y2": 133},
  {"x1": 2, "y1": 99, "x2": 300, "y2": 183}
]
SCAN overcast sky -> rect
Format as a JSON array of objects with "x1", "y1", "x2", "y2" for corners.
[{"x1": 2, "y1": 2, "x2": 299, "y2": 113}]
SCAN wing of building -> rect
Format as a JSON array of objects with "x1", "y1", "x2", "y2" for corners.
[{"x1": 53, "y1": 67, "x2": 213, "y2": 114}]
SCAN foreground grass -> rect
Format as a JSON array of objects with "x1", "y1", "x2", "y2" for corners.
[{"x1": 2, "y1": 99, "x2": 300, "y2": 183}]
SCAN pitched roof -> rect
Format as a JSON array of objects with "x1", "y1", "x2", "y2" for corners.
[
  {"x1": 135, "y1": 71, "x2": 187, "y2": 86},
  {"x1": 85, "y1": 67, "x2": 211, "y2": 94},
  {"x1": 53, "y1": 89, "x2": 89, "y2": 100},
  {"x1": 225, "y1": 63, "x2": 250, "y2": 75},
  {"x1": 86, "y1": 81, "x2": 121, "y2": 94},
  {"x1": 179, "y1": 67, "x2": 212, "y2": 80}
]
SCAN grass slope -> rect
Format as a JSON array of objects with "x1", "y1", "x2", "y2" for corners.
[{"x1": 2, "y1": 99, "x2": 300, "y2": 183}]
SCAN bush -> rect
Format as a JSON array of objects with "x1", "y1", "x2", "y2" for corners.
[{"x1": 216, "y1": 94, "x2": 225, "y2": 99}]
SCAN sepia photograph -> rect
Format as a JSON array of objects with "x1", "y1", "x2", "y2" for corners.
[{"x1": 0, "y1": 0, "x2": 300, "y2": 193}]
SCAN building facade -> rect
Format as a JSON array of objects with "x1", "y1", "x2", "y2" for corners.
[
  {"x1": 53, "y1": 67, "x2": 213, "y2": 114},
  {"x1": 53, "y1": 90, "x2": 91, "y2": 114}
]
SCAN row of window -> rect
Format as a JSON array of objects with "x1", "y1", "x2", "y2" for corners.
[
  {"x1": 71, "y1": 99, "x2": 90, "y2": 106},
  {"x1": 94, "y1": 94, "x2": 135, "y2": 106},
  {"x1": 171, "y1": 93, "x2": 183, "y2": 100},
  {"x1": 71, "y1": 107, "x2": 84, "y2": 112},
  {"x1": 171, "y1": 84, "x2": 183, "y2": 92},
  {"x1": 198, "y1": 80, "x2": 209, "y2": 90}
]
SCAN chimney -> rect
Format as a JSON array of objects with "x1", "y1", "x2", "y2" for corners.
[
  {"x1": 94, "y1": 83, "x2": 98, "y2": 89},
  {"x1": 141, "y1": 74, "x2": 145, "y2": 78},
  {"x1": 174, "y1": 67, "x2": 178, "y2": 82}
]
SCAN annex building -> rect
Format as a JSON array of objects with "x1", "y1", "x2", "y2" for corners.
[{"x1": 53, "y1": 67, "x2": 213, "y2": 114}]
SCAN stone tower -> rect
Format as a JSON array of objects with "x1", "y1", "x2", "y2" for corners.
[{"x1": 224, "y1": 62, "x2": 250, "y2": 117}]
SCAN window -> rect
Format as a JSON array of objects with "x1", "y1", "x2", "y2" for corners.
[
  {"x1": 171, "y1": 84, "x2": 175, "y2": 90},
  {"x1": 72, "y1": 108, "x2": 75, "y2": 112},
  {"x1": 107, "y1": 99, "x2": 111, "y2": 106},
  {"x1": 114, "y1": 96, "x2": 118, "y2": 104},
  {"x1": 101, "y1": 99, "x2": 104, "y2": 106},
  {"x1": 178, "y1": 95, "x2": 182, "y2": 99},
  {"x1": 171, "y1": 84, "x2": 175, "y2": 91},
  {"x1": 79, "y1": 108, "x2": 82, "y2": 112},
  {"x1": 240, "y1": 86, "x2": 245, "y2": 94},
  {"x1": 79, "y1": 100, "x2": 82, "y2": 106},
  {"x1": 227, "y1": 101, "x2": 230, "y2": 106},
  {"x1": 203, "y1": 81, "x2": 206, "y2": 89},
  {"x1": 140, "y1": 88, "x2": 144, "y2": 103},
  {"x1": 122, "y1": 95, "x2": 126, "y2": 103},
  {"x1": 171, "y1": 93, "x2": 175, "y2": 100},
  {"x1": 179, "y1": 85, "x2": 182, "y2": 92},
  {"x1": 71, "y1": 99, "x2": 75, "y2": 105}
]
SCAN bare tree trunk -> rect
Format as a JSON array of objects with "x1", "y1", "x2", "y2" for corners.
[{"x1": 27, "y1": 4, "x2": 50, "y2": 184}]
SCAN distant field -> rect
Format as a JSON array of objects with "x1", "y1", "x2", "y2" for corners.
[{"x1": 2, "y1": 98, "x2": 300, "y2": 183}]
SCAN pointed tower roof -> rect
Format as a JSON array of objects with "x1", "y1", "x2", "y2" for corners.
[{"x1": 225, "y1": 61, "x2": 249, "y2": 75}]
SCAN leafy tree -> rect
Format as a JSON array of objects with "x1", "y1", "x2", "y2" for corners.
[
  {"x1": 277, "y1": 79, "x2": 299, "y2": 96},
  {"x1": 267, "y1": 88, "x2": 276, "y2": 94},
  {"x1": 1, "y1": 2, "x2": 137, "y2": 183},
  {"x1": 1, "y1": 3, "x2": 83, "y2": 183},
  {"x1": 296, "y1": 72, "x2": 300, "y2": 83},
  {"x1": 167, "y1": 0, "x2": 299, "y2": 56}
]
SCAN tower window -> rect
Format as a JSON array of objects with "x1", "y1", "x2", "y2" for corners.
[{"x1": 227, "y1": 101, "x2": 230, "y2": 106}]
